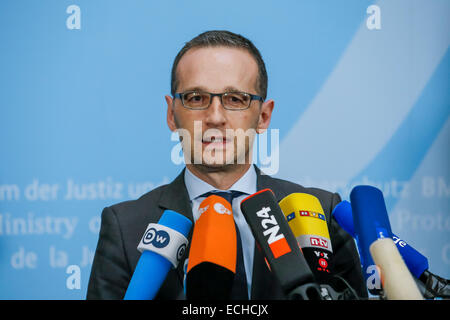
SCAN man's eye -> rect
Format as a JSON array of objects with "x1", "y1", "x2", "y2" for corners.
[
  {"x1": 226, "y1": 93, "x2": 249, "y2": 106},
  {"x1": 185, "y1": 93, "x2": 204, "y2": 103}
]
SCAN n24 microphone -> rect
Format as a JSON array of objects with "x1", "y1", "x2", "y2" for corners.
[
  {"x1": 350, "y1": 185, "x2": 423, "y2": 300},
  {"x1": 124, "y1": 210, "x2": 192, "y2": 300},
  {"x1": 240, "y1": 189, "x2": 322, "y2": 300},
  {"x1": 333, "y1": 200, "x2": 449, "y2": 299},
  {"x1": 185, "y1": 195, "x2": 237, "y2": 300}
]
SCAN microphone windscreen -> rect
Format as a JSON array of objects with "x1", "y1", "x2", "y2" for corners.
[
  {"x1": 279, "y1": 193, "x2": 332, "y2": 251},
  {"x1": 279, "y1": 193, "x2": 333, "y2": 280},
  {"x1": 160, "y1": 209, "x2": 193, "y2": 238},
  {"x1": 393, "y1": 235, "x2": 429, "y2": 279},
  {"x1": 350, "y1": 185, "x2": 423, "y2": 299},
  {"x1": 331, "y1": 200, "x2": 355, "y2": 237},
  {"x1": 240, "y1": 189, "x2": 316, "y2": 294},
  {"x1": 332, "y1": 198, "x2": 377, "y2": 291},
  {"x1": 186, "y1": 195, "x2": 237, "y2": 300},
  {"x1": 333, "y1": 200, "x2": 429, "y2": 279},
  {"x1": 370, "y1": 238, "x2": 423, "y2": 299},
  {"x1": 124, "y1": 210, "x2": 192, "y2": 300},
  {"x1": 350, "y1": 185, "x2": 393, "y2": 251}
]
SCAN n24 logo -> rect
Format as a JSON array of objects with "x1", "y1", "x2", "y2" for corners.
[{"x1": 256, "y1": 206, "x2": 291, "y2": 258}]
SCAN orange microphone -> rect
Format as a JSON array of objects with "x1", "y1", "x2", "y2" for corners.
[{"x1": 186, "y1": 195, "x2": 237, "y2": 300}]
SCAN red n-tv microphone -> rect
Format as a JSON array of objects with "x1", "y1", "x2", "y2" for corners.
[{"x1": 240, "y1": 189, "x2": 323, "y2": 300}]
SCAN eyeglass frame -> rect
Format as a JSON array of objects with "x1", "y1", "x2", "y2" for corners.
[{"x1": 173, "y1": 91, "x2": 264, "y2": 110}]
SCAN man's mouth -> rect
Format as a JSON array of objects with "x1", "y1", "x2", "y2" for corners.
[{"x1": 202, "y1": 135, "x2": 230, "y2": 146}]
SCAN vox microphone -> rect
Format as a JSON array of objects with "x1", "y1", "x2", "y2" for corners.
[
  {"x1": 279, "y1": 193, "x2": 334, "y2": 281},
  {"x1": 279, "y1": 193, "x2": 360, "y2": 300}
]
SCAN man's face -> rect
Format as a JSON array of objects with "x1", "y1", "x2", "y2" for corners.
[{"x1": 166, "y1": 46, "x2": 274, "y2": 170}]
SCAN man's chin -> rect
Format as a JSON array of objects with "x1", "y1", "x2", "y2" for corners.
[
  {"x1": 198, "y1": 157, "x2": 232, "y2": 169},
  {"x1": 187, "y1": 154, "x2": 251, "y2": 171}
]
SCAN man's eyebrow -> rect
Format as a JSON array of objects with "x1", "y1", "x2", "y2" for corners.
[
  {"x1": 223, "y1": 86, "x2": 244, "y2": 93},
  {"x1": 182, "y1": 86, "x2": 209, "y2": 92},
  {"x1": 180, "y1": 86, "x2": 246, "y2": 93}
]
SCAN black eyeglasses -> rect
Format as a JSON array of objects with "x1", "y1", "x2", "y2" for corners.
[{"x1": 174, "y1": 91, "x2": 264, "y2": 110}]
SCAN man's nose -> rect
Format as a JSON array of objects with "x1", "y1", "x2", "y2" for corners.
[{"x1": 204, "y1": 95, "x2": 227, "y2": 127}]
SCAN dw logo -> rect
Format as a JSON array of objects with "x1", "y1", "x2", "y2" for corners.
[
  {"x1": 177, "y1": 244, "x2": 187, "y2": 262},
  {"x1": 142, "y1": 227, "x2": 170, "y2": 248}
]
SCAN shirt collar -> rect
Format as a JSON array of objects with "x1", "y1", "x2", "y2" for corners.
[{"x1": 184, "y1": 165, "x2": 257, "y2": 201}]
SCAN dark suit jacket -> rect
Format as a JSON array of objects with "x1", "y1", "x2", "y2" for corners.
[{"x1": 86, "y1": 166, "x2": 368, "y2": 299}]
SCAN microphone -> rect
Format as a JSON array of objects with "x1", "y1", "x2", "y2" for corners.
[
  {"x1": 279, "y1": 193, "x2": 360, "y2": 300},
  {"x1": 332, "y1": 199, "x2": 382, "y2": 295},
  {"x1": 185, "y1": 195, "x2": 237, "y2": 300},
  {"x1": 279, "y1": 193, "x2": 334, "y2": 281},
  {"x1": 240, "y1": 189, "x2": 322, "y2": 300},
  {"x1": 333, "y1": 200, "x2": 450, "y2": 299},
  {"x1": 124, "y1": 210, "x2": 192, "y2": 300},
  {"x1": 350, "y1": 185, "x2": 423, "y2": 299},
  {"x1": 333, "y1": 200, "x2": 428, "y2": 277}
]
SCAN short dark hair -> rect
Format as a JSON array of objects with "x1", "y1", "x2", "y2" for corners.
[{"x1": 170, "y1": 30, "x2": 268, "y2": 100}]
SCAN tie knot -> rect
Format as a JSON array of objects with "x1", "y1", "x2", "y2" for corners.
[{"x1": 200, "y1": 190, "x2": 245, "y2": 205}]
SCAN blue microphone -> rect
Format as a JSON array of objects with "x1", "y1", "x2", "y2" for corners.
[
  {"x1": 332, "y1": 200, "x2": 428, "y2": 279},
  {"x1": 349, "y1": 185, "x2": 423, "y2": 299},
  {"x1": 333, "y1": 199, "x2": 449, "y2": 299},
  {"x1": 124, "y1": 210, "x2": 192, "y2": 300}
]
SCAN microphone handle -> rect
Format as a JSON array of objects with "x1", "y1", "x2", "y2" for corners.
[
  {"x1": 287, "y1": 283, "x2": 323, "y2": 300},
  {"x1": 420, "y1": 270, "x2": 450, "y2": 299},
  {"x1": 370, "y1": 238, "x2": 423, "y2": 300},
  {"x1": 124, "y1": 250, "x2": 171, "y2": 300},
  {"x1": 301, "y1": 247, "x2": 333, "y2": 283},
  {"x1": 319, "y1": 275, "x2": 363, "y2": 300},
  {"x1": 289, "y1": 277, "x2": 363, "y2": 300}
]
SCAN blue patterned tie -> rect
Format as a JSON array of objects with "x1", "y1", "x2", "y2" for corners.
[{"x1": 201, "y1": 190, "x2": 249, "y2": 300}]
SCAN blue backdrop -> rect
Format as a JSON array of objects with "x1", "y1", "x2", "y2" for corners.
[{"x1": 0, "y1": 0, "x2": 448, "y2": 299}]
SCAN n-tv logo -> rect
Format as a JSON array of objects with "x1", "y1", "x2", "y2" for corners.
[
  {"x1": 143, "y1": 227, "x2": 170, "y2": 248},
  {"x1": 310, "y1": 237, "x2": 328, "y2": 249},
  {"x1": 256, "y1": 206, "x2": 291, "y2": 258}
]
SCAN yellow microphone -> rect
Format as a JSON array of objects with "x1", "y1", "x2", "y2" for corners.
[{"x1": 279, "y1": 193, "x2": 333, "y2": 282}]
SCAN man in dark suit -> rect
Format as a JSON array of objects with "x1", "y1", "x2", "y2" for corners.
[{"x1": 87, "y1": 30, "x2": 367, "y2": 300}]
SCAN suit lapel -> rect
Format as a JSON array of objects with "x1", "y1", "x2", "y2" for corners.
[
  {"x1": 156, "y1": 168, "x2": 194, "y2": 288},
  {"x1": 158, "y1": 168, "x2": 193, "y2": 222}
]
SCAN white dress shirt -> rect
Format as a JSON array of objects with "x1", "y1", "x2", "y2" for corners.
[{"x1": 184, "y1": 165, "x2": 257, "y2": 298}]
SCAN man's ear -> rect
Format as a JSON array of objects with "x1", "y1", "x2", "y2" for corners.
[
  {"x1": 256, "y1": 99, "x2": 274, "y2": 134},
  {"x1": 165, "y1": 95, "x2": 177, "y2": 132}
]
